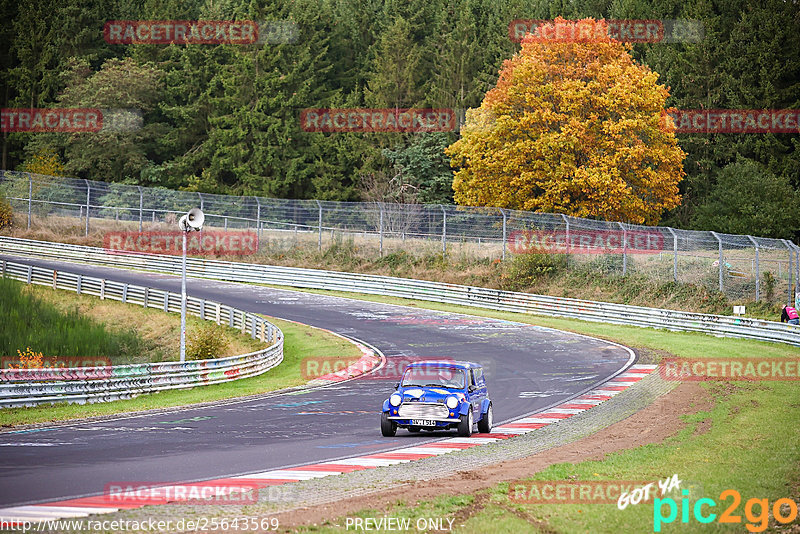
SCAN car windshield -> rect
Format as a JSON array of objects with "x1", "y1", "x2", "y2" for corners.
[{"x1": 401, "y1": 367, "x2": 466, "y2": 389}]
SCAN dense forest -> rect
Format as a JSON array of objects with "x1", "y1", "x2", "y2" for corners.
[{"x1": 1, "y1": 0, "x2": 799, "y2": 237}]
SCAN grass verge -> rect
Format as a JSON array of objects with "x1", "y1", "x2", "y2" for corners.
[
  {"x1": 0, "y1": 276, "x2": 146, "y2": 363},
  {"x1": 1, "y1": 276, "x2": 266, "y2": 365}
]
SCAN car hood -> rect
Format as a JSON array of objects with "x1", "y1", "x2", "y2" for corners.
[{"x1": 398, "y1": 387, "x2": 465, "y2": 403}]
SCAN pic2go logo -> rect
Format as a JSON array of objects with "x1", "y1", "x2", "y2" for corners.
[{"x1": 653, "y1": 489, "x2": 799, "y2": 532}]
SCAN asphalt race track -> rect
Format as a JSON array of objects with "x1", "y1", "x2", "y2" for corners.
[{"x1": 0, "y1": 255, "x2": 634, "y2": 507}]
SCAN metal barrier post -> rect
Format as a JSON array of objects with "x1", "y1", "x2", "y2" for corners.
[
  {"x1": 84, "y1": 179, "x2": 91, "y2": 236},
  {"x1": 617, "y1": 222, "x2": 627, "y2": 276},
  {"x1": 561, "y1": 214, "x2": 570, "y2": 255},
  {"x1": 315, "y1": 200, "x2": 322, "y2": 251},
  {"x1": 747, "y1": 235, "x2": 760, "y2": 301},
  {"x1": 796, "y1": 244, "x2": 800, "y2": 307},
  {"x1": 666, "y1": 227, "x2": 678, "y2": 282},
  {"x1": 255, "y1": 197, "x2": 261, "y2": 252},
  {"x1": 502, "y1": 209, "x2": 508, "y2": 260},
  {"x1": 138, "y1": 186, "x2": 143, "y2": 232},
  {"x1": 783, "y1": 240, "x2": 794, "y2": 304},
  {"x1": 711, "y1": 232, "x2": 723, "y2": 292},
  {"x1": 27, "y1": 172, "x2": 32, "y2": 229},
  {"x1": 440, "y1": 205, "x2": 447, "y2": 254},
  {"x1": 379, "y1": 204, "x2": 384, "y2": 257}
]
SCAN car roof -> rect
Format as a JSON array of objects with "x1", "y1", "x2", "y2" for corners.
[{"x1": 404, "y1": 360, "x2": 481, "y2": 370}]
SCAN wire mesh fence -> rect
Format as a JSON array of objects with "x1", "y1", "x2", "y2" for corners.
[{"x1": 1, "y1": 170, "x2": 798, "y2": 304}]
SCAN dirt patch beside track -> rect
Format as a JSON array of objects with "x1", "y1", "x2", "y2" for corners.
[{"x1": 275, "y1": 382, "x2": 710, "y2": 529}]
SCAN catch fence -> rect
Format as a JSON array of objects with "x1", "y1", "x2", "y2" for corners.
[{"x1": 1, "y1": 170, "x2": 797, "y2": 303}]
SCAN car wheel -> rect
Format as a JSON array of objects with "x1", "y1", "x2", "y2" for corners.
[
  {"x1": 381, "y1": 412, "x2": 397, "y2": 437},
  {"x1": 477, "y1": 403, "x2": 493, "y2": 433},
  {"x1": 457, "y1": 408, "x2": 473, "y2": 437}
]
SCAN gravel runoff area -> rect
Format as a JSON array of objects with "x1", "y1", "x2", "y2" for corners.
[{"x1": 34, "y1": 359, "x2": 676, "y2": 533}]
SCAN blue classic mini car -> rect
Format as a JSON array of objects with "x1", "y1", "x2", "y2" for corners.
[{"x1": 381, "y1": 360, "x2": 492, "y2": 437}]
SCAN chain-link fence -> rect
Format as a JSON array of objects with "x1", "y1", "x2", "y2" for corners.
[{"x1": 1, "y1": 170, "x2": 798, "y2": 304}]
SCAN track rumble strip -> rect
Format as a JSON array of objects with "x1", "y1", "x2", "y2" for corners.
[{"x1": 0, "y1": 365, "x2": 657, "y2": 525}]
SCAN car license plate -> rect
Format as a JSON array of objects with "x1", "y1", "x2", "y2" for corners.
[{"x1": 411, "y1": 419, "x2": 436, "y2": 426}]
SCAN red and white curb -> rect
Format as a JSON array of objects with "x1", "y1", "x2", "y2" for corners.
[{"x1": 0, "y1": 364, "x2": 657, "y2": 524}]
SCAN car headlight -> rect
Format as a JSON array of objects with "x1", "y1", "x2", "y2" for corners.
[
  {"x1": 390, "y1": 393, "x2": 402, "y2": 407},
  {"x1": 446, "y1": 396, "x2": 459, "y2": 409}
]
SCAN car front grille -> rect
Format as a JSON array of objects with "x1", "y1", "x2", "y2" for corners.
[{"x1": 398, "y1": 402, "x2": 450, "y2": 419}]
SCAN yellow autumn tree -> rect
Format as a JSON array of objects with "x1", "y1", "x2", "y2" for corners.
[{"x1": 446, "y1": 18, "x2": 685, "y2": 225}]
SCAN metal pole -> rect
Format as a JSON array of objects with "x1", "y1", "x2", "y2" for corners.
[
  {"x1": 501, "y1": 209, "x2": 508, "y2": 260},
  {"x1": 379, "y1": 204, "x2": 384, "y2": 257},
  {"x1": 180, "y1": 230, "x2": 187, "y2": 363},
  {"x1": 197, "y1": 192, "x2": 204, "y2": 210},
  {"x1": 440, "y1": 205, "x2": 447, "y2": 254},
  {"x1": 617, "y1": 222, "x2": 627, "y2": 276},
  {"x1": 667, "y1": 227, "x2": 678, "y2": 282},
  {"x1": 796, "y1": 244, "x2": 800, "y2": 308},
  {"x1": 561, "y1": 214, "x2": 570, "y2": 255},
  {"x1": 27, "y1": 173, "x2": 32, "y2": 229},
  {"x1": 255, "y1": 197, "x2": 261, "y2": 252},
  {"x1": 84, "y1": 179, "x2": 90, "y2": 236},
  {"x1": 138, "y1": 186, "x2": 143, "y2": 232},
  {"x1": 783, "y1": 239, "x2": 794, "y2": 304},
  {"x1": 315, "y1": 200, "x2": 322, "y2": 251},
  {"x1": 711, "y1": 231, "x2": 723, "y2": 292},
  {"x1": 747, "y1": 235, "x2": 759, "y2": 301}
]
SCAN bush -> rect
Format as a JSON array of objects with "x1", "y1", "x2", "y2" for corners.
[
  {"x1": 0, "y1": 195, "x2": 13, "y2": 229},
  {"x1": 186, "y1": 322, "x2": 228, "y2": 360},
  {"x1": 321, "y1": 235, "x2": 359, "y2": 265},
  {"x1": 762, "y1": 271, "x2": 776, "y2": 302},
  {"x1": 376, "y1": 250, "x2": 414, "y2": 270},
  {"x1": 502, "y1": 252, "x2": 567, "y2": 291},
  {"x1": 582, "y1": 254, "x2": 629, "y2": 276}
]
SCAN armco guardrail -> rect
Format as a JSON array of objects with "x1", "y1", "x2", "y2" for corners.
[
  {"x1": 1, "y1": 236, "x2": 799, "y2": 347},
  {"x1": 0, "y1": 257, "x2": 283, "y2": 408}
]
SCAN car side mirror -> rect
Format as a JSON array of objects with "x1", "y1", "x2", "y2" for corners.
[
  {"x1": 468, "y1": 385, "x2": 476, "y2": 392},
  {"x1": 394, "y1": 382, "x2": 400, "y2": 389}
]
